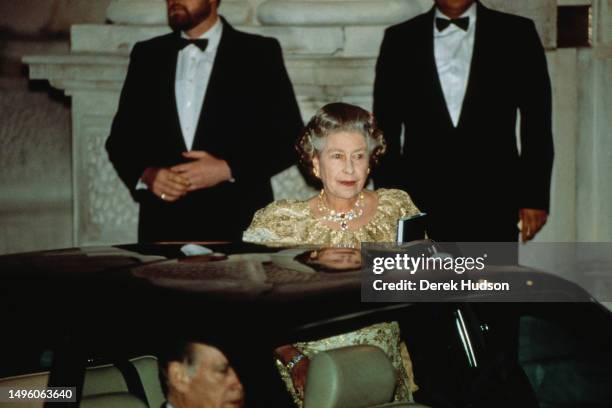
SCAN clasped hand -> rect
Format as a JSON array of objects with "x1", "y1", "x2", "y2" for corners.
[{"x1": 141, "y1": 151, "x2": 231, "y2": 202}]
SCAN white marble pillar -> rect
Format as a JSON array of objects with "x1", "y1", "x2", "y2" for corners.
[{"x1": 576, "y1": 0, "x2": 612, "y2": 242}]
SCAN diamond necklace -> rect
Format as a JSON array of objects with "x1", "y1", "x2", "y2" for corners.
[{"x1": 318, "y1": 190, "x2": 365, "y2": 231}]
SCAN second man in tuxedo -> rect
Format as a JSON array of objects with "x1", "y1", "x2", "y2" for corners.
[
  {"x1": 106, "y1": 0, "x2": 303, "y2": 242},
  {"x1": 373, "y1": 0, "x2": 554, "y2": 242}
]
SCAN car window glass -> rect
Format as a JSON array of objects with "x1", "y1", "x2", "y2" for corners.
[{"x1": 518, "y1": 313, "x2": 612, "y2": 407}]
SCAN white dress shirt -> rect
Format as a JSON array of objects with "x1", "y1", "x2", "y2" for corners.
[
  {"x1": 175, "y1": 18, "x2": 223, "y2": 150},
  {"x1": 433, "y1": 3, "x2": 477, "y2": 127}
]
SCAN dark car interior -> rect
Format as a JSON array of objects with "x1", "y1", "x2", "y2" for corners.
[{"x1": 1, "y1": 244, "x2": 612, "y2": 407}]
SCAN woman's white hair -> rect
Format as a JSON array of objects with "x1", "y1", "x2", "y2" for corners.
[{"x1": 296, "y1": 102, "x2": 386, "y2": 182}]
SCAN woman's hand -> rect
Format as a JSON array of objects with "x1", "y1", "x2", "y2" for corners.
[{"x1": 290, "y1": 356, "x2": 310, "y2": 400}]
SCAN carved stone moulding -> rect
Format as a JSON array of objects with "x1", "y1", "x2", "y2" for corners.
[
  {"x1": 70, "y1": 23, "x2": 390, "y2": 56},
  {"x1": 257, "y1": 0, "x2": 426, "y2": 26},
  {"x1": 22, "y1": 53, "x2": 376, "y2": 115},
  {"x1": 23, "y1": 54, "x2": 129, "y2": 95},
  {"x1": 76, "y1": 110, "x2": 138, "y2": 245},
  {"x1": 70, "y1": 24, "x2": 343, "y2": 54},
  {"x1": 106, "y1": 0, "x2": 252, "y2": 25}
]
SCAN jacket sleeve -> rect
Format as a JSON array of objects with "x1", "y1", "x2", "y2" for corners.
[
  {"x1": 224, "y1": 38, "x2": 303, "y2": 183},
  {"x1": 373, "y1": 29, "x2": 404, "y2": 189},
  {"x1": 516, "y1": 20, "x2": 554, "y2": 212},
  {"x1": 105, "y1": 43, "x2": 151, "y2": 202}
]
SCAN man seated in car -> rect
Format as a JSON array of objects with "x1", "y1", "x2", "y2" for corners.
[{"x1": 158, "y1": 338, "x2": 245, "y2": 408}]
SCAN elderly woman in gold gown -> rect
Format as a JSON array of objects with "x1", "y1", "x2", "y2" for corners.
[
  {"x1": 243, "y1": 102, "x2": 419, "y2": 248},
  {"x1": 243, "y1": 102, "x2": 421, "y2": 406}
]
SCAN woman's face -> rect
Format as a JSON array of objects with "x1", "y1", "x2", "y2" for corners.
[{"x1": 312, "y1": 130, "x2": 369, "y2": 201}]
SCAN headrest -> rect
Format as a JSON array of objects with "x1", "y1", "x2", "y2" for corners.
[
  {"x1": 80, "y1": 392, "x2": 148, "y2": 408},
  {"x1": 303, "y1": 345, "x2": 397, "y2": 408},
  {"x1": 129, "y1": 355, "x2": 165, "y2": 408}
]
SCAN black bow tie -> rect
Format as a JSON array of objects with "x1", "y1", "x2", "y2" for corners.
[
  {"x1": 436, "y1": 17, "x2": 470, "y2": 32},
  {"x1": 177, "y1": 37, "x2": 209, "y2": 51}
]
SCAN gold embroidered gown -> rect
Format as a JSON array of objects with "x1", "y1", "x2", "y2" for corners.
[
  {"x1": 275, "y1": 321, "x2": 419, "y2": 407},
  {"x1": 242, "y1": 188, "x2": 420, "y2": 248},
  {"x1": 243, "y1": 189, "x2": 420, "y2": 405}
]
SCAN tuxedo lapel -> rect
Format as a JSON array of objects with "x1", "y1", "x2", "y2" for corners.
[
  {"x1": 167, "y1": 32, "x2": 189, "y2": 152},
  {"x1": 456, "y1": 2, "x2": 490, "y2": 129},
  {"x1": 191, "y1": 18, "x2": 234, "y2": 151},
  {"x1": 422, "y1": 7, "x2": 455, "y2": 130}
]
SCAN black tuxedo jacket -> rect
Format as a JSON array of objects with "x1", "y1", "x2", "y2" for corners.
[
  {"x1": 106, "y1": 18, "x2": 303, "y2": 242},
  {"x1": 373, "y1": 3, "x2": 554, "y2": 241}
]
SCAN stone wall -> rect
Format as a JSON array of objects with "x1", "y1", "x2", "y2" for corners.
[
  {"x1": 0, "y1": 77, "x2": 72, "y2": 254},
  {"x1": 575, "y1": 0, "x2": 612, "y2": 242},
  {"x1": 0, "y1": 0, "x2": 109, "y2": 253}
]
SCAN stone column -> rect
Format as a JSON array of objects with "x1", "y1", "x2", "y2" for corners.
[{"x1": 576, "y1": 0, "x2": 612, "y2": 242}]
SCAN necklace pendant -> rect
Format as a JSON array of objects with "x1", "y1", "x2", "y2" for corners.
[{"x1": 318, "y1": 189, "x2": 366, "y2": 232}]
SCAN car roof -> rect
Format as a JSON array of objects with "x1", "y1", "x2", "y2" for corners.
[{"x1": 1, "y1": 242, "x2": 594, "y2": 328}]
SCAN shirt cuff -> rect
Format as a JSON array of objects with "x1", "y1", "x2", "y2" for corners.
[{"x1": 136, "y1": 179, "x2": 148, "y2": 190}]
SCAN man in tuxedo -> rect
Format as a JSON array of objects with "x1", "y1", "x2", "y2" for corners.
[
  {"x1": 158, "y1": 339, "x2": 245, "y2": 408},
  {"x1": 106, "y1": 0, "x2": 303, "y2": 242},
  {"x1": 373, "y1": 0, "x2": 554, "y2": 242}
]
